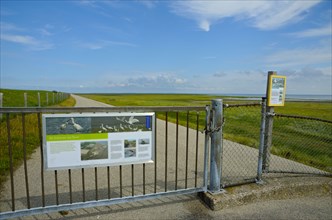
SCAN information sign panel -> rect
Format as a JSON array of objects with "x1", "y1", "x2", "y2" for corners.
[
  {"x1": 42, "y1": 113, "x2": 155, "y2": 170},
  {"x1": 267, "y1": 75, "x2": 287, "y2": 106}
]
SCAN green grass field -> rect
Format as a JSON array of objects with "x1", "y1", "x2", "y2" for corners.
[{"x1": 81, "y1": 93, "x2": 332, "y2": 172}]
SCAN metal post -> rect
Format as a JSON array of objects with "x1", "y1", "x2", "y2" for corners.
[
  {"x1": 46, "y1": 93, "x2": 48, "y2": 106},
  {"x1": 257, "y1": 97, "x2": 267, "y2": 183},
  {"x1": 203, "y1": 105, "x2": 210, "y2": 191},
  {"x1": 53, "y1": 93, "x2": 55, "y2": 104},
  {"x1": 24, "y1": 93, "x2": 27, "y2": 107},
  {"x1": 209, "y1": 99, "x2": 223, "y2": 193},
  {"x1": 263, "y1": 71, "x2": 276, "y2": 172},
  {"x1": 37, "y1": 92, "x2": 41, "y2": 107}
]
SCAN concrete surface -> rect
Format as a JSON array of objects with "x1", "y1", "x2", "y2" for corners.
[{"x1": 0, "y1": 94, "x2": 331, "y2": 219}]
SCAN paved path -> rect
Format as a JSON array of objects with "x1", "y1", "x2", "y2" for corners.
[{"x1": 1, "y1": 94, "x2": 330, "y2": 219}]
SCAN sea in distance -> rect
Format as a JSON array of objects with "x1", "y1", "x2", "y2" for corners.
[{"x1": 218, "y1": 94, "x2": 331, "y2": 102}]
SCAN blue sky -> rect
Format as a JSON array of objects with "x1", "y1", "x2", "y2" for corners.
[{"x1": 1, "y1": 0, "x2": 331, "y2": 95}]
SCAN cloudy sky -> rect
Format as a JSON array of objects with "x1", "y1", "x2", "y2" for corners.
[{"x1": 1, "y1": 0, "x2": 331, "y2": 95}]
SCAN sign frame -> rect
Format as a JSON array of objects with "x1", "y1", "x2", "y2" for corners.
[
  {"x1": 267, "y1": 75, "x2": 287, "y2": 106},
  {"x1": 42, "y1": 112, "x2": 155, "y2": 170}
]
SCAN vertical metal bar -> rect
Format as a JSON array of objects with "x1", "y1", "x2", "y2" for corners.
[
  {"x1": 46, "y1": 93, "x2": 49, "y2": 106},
  {"x1": 95, "y1": 167, "x2": 98, "y2": 200},
  {"x1": 257, "y1": 98, "x2": 267, "y2": 182},
  {"x1": 143, "y1": 163, "x2": 146, "y2": 195},
  {"x1": 154, "y1": 115, "x2": 157, "y2": 193},
  {"x1": 55, "y1": 170, "x2": 59, "y2": 205},
  {"x1": 175, "y1": 112, "x2": 179, "y2": 190},
  {"x1": 68, "y1": 169, "x2": 72, "y2": 203},
  {"x1": 6, "y1": 113, "x2": 15, "y2": 211},
  {"x1": 203, "y1": 105, "x2": 211, "y2": 190},
  {"x1": 185, "y1": 111, "x2": 189, "y2": 189},
  {"x1": 119, "y1": 165, "x2": 123, "y2": 197},
  {"x1": 82, "y1": 168, "x2": 85, "y2": 202},
  {"x1": 22, "y1": 113, "x2": 30, "y2": 209},
  {"x1": 165, "y1": 112, "x2": 168, "y2": 192},
  {"x1": 37, "y1": 113, "x2": 45, "y2": 206},
  {"x1": 209, "y1": 99, "x2": 223, "y2": 193},
  {"x1": 107, "y1": 166, "x2": 111, "y2": 199},
  {"x1": 195, "y1": 112, "x2": 199, "y2": 187},
  {"x1": 131, "y1": 164, "x2": 134, "y2": 196}
]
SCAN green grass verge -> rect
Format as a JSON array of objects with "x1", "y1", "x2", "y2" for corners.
[
  {"x1": 81, "y1": 93, "x2": 332, "y2": 172},
  {"x1": 0, "y1": 91, "x2": 75, "y2": 190}
]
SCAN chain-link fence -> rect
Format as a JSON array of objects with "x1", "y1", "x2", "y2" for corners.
[
  {"x1": 222, "y1": 103, "x2": 262, "y2": 187},
  {"x1": 266, "y1": 114, "x2": 332, "y2": 176}
]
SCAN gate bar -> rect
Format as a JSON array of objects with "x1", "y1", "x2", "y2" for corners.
[
  {"x1": 0, "y1": 187, "x2": 205, "y2": 220},
  {"x1": 6, "y1": 113, "x2": 15, "y2": 211},
  {"x1": 22, "y1": 113, "x2": 31, "y2": 209}
]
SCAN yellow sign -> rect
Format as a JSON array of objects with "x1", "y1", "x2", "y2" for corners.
[{"x1": 267, "y1": 75, "x2": 287, "y2": 106}]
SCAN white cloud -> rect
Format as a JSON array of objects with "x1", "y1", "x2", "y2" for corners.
[
  {"x1": 265, "y1": 46, "x2": 331, "y2": 68},
  {"x1": 79, "y1": 40, "x2": 137, "y2": 50},
  {"x1": 171, "y1": 1, "x2": 321, "y2": 31},
  {"x1": 138, "y1": 0, "x2": 157, "y2": 9},
  {"x1": 1, "y1": 33, "x2": 54, "y2": 50},
  {"x1": 288, "y1": 23, "x2": 332, "y2": 38}
]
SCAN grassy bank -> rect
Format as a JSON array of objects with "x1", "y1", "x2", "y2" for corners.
[
  {"x1": 0, "y1": 93, "x2": 75, "y2": 189},
  {"x1": 81, "y1": 93, "x2": 332, "y2": 172},
  {"x1": 0, "y1": 88, "x2": 69, "y2": 107}
]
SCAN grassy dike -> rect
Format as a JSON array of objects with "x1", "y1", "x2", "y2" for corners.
[
  {"x1": 0, "y1": 91, "x2": 76, "y2": 189},
  {"x1": 81, "y1": 94, "x2": 332, "y2": 172}
]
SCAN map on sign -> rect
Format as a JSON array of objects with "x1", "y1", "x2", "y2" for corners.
[
  {"x1": 42, "y1": 113, "x2": 155, "y2": 170},
  {"x1": 267, "y1": 75, "x2": 287, "y2": 106}
]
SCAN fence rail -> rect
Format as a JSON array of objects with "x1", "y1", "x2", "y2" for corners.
[{"x1": 0, "y1": 106, "x2": 208, "y2": 219}]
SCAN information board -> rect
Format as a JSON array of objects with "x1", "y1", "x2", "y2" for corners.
[
  {"x1": 42, "y1": 113, "x2": 155, "y2": 170},
  {"x1": 267, "y1": 75, "x2": 287, "y2": 106}
]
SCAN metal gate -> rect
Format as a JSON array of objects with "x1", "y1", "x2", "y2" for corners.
[{"x1": 0, "y1": 106, "x2": 209, "y2": 219}]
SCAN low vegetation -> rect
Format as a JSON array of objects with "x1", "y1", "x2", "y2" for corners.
[
  {"x1": 82, "y1": 93, "x2": 332, "y2": 172},
  {"x1": 0, "y1": 90, "x2": 75, "y2": 190}
]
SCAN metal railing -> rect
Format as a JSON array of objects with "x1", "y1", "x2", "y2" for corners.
[{"x1": 0, "y1": 106, "x2": 208, "y2": 219}]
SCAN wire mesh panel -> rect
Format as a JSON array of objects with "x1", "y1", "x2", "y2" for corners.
[
  {"x1": 222, "y1": 103, "x2": 261, "y2": 187},
  {"x1": 267, "y1": 114, "x2": 332, "y2": 175}
]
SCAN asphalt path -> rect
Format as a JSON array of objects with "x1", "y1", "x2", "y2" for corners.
[{"x1": 0, "y1": 94, "x2": 330, "y2": 219}]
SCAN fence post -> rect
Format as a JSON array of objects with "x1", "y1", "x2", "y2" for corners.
[
  {"x1": 46, "y1": 93, "x2": 49, "y2": 106},
  {"x1": 263, "y1": 71, "x2": 276, "y2": 172},
  {"x1": 38, "y1": 92, "x2": 41, "y2": 107},
  {"x1": 53, "y1": 93, "x2": 55, "y2": 104},
  {"x1": 209, "y1": 99, "x2": 223, "y2": 193},
  {"x1": 24, "y1": 92, "x2": 28, "y2": 107},
  {"x1": 257, "y1": 97, "x2": 267, "y2": 182},
  {"x1": 0, "y1": 93, "x2": 3, "y2": 119}
]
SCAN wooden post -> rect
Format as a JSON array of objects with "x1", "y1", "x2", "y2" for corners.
[
  {"x1": 24, "y1": 93, "x2": 28, "y2": 107},
  {"x1": 262, "y1": 71, "x2": 276, "y2": 172},
  {"x1": 0, "y1": 93, "x2": 3, "y2": 119},
  {"x1": 38, "y1": 92, "x2": 41, "y2": 107}
]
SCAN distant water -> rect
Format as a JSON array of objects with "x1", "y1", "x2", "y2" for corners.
[{"x1": 215, "y1": 94, "x2": 331, "y2": 101}]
